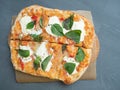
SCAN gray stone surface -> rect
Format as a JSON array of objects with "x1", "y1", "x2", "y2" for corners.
[{"x1": 0, "y1": 0, "x2": 120, "y2": 90}]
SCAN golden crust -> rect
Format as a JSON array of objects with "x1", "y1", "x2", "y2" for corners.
[{"x1": 11, "y1": 5, "x2": 95, "y2": 48}]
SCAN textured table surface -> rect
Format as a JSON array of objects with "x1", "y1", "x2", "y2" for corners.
[{"x1": 0, "y1": 0, "x2": 120, "y2": 90}]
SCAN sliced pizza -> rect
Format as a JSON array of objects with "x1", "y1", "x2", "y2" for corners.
[
  {"x1": 9, "y1": 40, "x2": 91, "y2": 84},
  {"x1": 10, "y1": 5, "x2": 95, "y2": 48}
]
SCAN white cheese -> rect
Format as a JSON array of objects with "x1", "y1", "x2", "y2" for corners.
[
  {"x1": 36, "y1": 42, "x2": 49, "y2": 60},
  {"x1": 35, "y1": 42, "x2": 53, "y2": 71},
  {"x1": 71, "y1": 19, "x2": 86, "y2": 41},
  {"x1": 63, "y1": 28, "x2": 69, "y2": 34},
  {"x1": 19, "y1": 45, "x2": 33, "y2": 63},
  {"x1": 63, "y1": 56, "x2": 79, "y2": 74},
  {"x1": 45, "y1": 16, "x2": 86, "y2": 42},
  {"x1": 45, "y1": 16, "x2": 61, "y2": 37},
  {"x1": 48, "y1": 16, "x2": 61, "y2": 25},
  {"x1": 20, "y1": 16, "x2": 42, "y2": 35},
  {"x1": 45, "y1": 56, "x2": 54, "y2": 72},
  {"x1": 63, "y1": 19, "x2": 86, "y2": 42},
  {"x1": 45, "y1": 61, "x2": 52, "y2": 72},
  {"x1": 27, "y1": 29, "x2": 42, "y2": 35}
]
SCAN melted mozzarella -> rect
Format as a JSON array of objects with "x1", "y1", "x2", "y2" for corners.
[
  {"x1": 48, "y1": 16, "x2": 61, "y2": 25},
  {"x1": 20, "y1": 16, "x2": 42, "y2": 35},
  {"x1": 45, "y1": 16, "x2": 86, "y2": 42},
  {"x1": 45, "y1": 16, "x2": 61, "y2": 37},
  {"x1": 63, "y1": 56, "x2": 79, "y2": 74},
  {"x1": 63, "y1": 19, "x2": 86, "y2": 42},
  {"x1": 19, "y1": 45, "x2": 33, "y2": 63},
  {"x1": 27, "y1": 29, "x2": 42, "y2": 35},
  {"x1": 35, "y1": 42, "x2": 52, "y2": 71},
  {"x1": 45, "y1": 61, "x2": 52, "y2": 72},
  {"x1": 36, "y1": 42, "x2": 49, "y2": 60},
  {"x1": 71, "y1": 19, "x2": 86, "y2": 41}
]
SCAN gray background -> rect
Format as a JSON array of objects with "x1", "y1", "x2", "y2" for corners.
[{"x1": 0, "y1": 0, "x2": 120, "y2": 90}]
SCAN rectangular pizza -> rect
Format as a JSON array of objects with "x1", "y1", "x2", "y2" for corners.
[{"x1": 9, "y1": 5, "x2": 95, "y2": 84}]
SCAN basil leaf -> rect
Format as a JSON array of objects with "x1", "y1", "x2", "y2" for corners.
[
  {"x1": 64, "y1": 62, "x2": 76, "y2": 74},
  {"x1": 41, "y1": 55, "x2": 52, "y2": 71},
  {"x1": 51, "y1": 24, "x2": 64, "y2": 36},
  {"x1": 34, "y1": 56, "x2": 41, "y2": 70},
  {"x1": 62, "y1": 44, "x2": 67, "y2": 53},
  {"x1": 31, "y1": 34, "x2": 42, "y2": 42},
  {"x1": 65, "y1": 30, "x2": 81, "y2": 43},
  {"x1": 18, "y1": 49, "x2": 30, "y2": 57},
  {"x1": 75, "y1": 47, "x2": 85, "y2": 62},
  {"x1": 62, "y1": 14, "x2": 74, "y2": 30},
  {"x1": 26, "y1": 21, "x2": 35, "y2": 29},
  {"x1": 39, "y1": 17, "x2": 43, "y2": 28}
]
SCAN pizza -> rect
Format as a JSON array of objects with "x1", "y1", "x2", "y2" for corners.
[{"x1": 9, "y1": 5, "x2": 95, "y2": 84}]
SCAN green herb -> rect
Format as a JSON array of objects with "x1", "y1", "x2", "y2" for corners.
[
  {"x1": 26, "y1": 21, "x2": 35, "y2": 29},
  {"x1": 62, "y1": 14, "x2": 74, "y2": 30},
  {"x1": 39, "y1": 17, "x2": 43, "y2": 28},
  {"x1": 31, "y1": 34, "x2": 42, "y2": 42},
  {"x1": 64, "y1": 62, "x2": 76, "y2": 74},
  {"x1": 65, "y1": 30, "x2": 81, "y2": 43},
  {"x1": 75, "y1": 47, "x2": 85, "y2": 62},
  {"x1": 41, "y1": 55, "x2": 52, "y2": 71},
  {"x1": 34, "y1": 56, "x2": 41, "y2": 70},
  {"x1": 18, "y1": 49, "x2": 30, "y2": 57},
  {"x1": 62, "y1": 44, "x2": 67, "y2": 53},
  {"x1": 51, "y1": 24, "x2": 64, "y2": 36}
]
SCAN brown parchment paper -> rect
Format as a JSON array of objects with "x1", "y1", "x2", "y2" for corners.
[{"x1": 11, "y1": 10, "x2": 100, "y2": 83}]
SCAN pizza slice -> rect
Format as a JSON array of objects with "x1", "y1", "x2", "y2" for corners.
[
  {"x1": 9, "y1": 40, "x2": 91, "y2": 84},
  {"x1": 10, "y1": 5, "x2": 95, "y2": 48},
  {"x1": 9, "y1": 40, "x2": 62, "y2": 79},
  {"x1": 59, "y1": 45, "x2": 91, "y2": 84}
]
